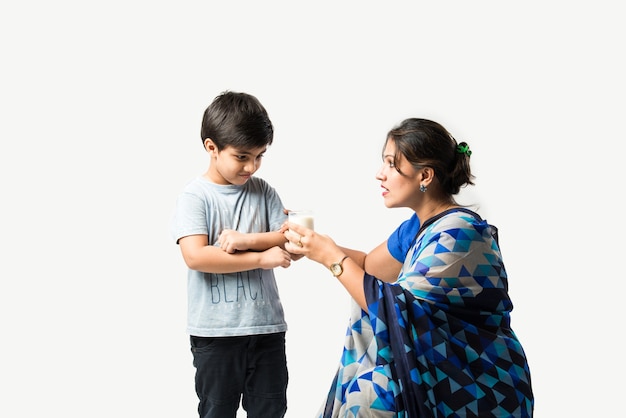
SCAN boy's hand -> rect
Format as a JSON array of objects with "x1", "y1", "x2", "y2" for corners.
[
  {"x1": 286, "y1": 251, "x2": 305, "y2": 261},
  {"x1": 217, "y1": 229, "x2": 249, "y2": 253},
  {"x1": 260, "y1": 246, "x2": 293, "y2": 269}
]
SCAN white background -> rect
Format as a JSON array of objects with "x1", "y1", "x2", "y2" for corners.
[{"x1": 1, "y1": 1, "x2": 623, "y2": 417}]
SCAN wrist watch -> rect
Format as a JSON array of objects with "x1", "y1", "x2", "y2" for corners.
[{"x1": 329, "y1": 255, "x2": 349, "y2": 277}]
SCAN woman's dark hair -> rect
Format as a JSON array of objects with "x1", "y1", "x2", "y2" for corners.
[
  {"x1": 200, "y1": 91, "x2": 274, "y2": 150},
  {"x1": 386, "y1": 118, "x2": 474, "y2": 195}
]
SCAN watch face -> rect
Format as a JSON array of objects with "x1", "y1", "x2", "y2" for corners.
[{"x1": 330, "y1": 256, "x2": 348, "y2": 277}]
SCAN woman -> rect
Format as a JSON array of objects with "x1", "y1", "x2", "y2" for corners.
[{"x1": 285, "y1": 118, "x2": 534, "y2": 417}]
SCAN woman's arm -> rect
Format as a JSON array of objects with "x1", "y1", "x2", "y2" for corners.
[
  {"x1": 363, "y1": 241, "x2": 403, "y2": 282},
  {"x1": 337, "y1": 246, "x2": 366, "y2": 269},
  {"x1": 285, "y1": 224, "x2": 368, "y2": 310},
  {"x1": 337, "y1": 242, "x2": 402, "y2": 283}
]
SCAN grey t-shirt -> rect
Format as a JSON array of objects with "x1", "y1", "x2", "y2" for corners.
[{"x1": 171, "y1": 176, "x2": 288, "y2": 337}]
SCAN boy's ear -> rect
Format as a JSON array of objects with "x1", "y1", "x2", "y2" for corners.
[{"x1": 204, "y1": 138, "x2": 216, "y2": 153}]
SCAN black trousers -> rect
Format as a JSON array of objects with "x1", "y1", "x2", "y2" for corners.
[{"x1": 190, "y1": 332, "x2": 288, "y2": 418}]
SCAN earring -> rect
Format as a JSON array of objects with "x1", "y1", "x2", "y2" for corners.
[{"x1": 420, "y1": 184, "x2": 427, "y2": 193}]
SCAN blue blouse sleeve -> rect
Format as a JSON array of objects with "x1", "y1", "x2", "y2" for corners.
[{"x1": 386, "y1": 213, "x2": 420, "y2": 262}]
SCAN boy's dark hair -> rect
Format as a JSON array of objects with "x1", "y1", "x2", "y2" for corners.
[{"x1": 200, "y1": 91, "x2": 274, "y2": 150}]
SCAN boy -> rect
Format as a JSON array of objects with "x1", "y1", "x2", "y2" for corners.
[{"x1": 170, "y1": 91, "x2": 292, "y2": 417}]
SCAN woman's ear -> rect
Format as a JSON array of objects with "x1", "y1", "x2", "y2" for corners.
[{"x1": 420, "y1": 166, "x2": 436, "y2": 187}]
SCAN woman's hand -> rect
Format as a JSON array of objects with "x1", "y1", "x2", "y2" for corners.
[
  {"x1": 284, "y1": 222, "x2": 344, "y2": 268},
  {"x1": 285, "y1": 221, "x2": 367, "y2": 309}
]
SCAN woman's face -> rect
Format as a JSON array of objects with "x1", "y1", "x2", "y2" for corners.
[{"x1": 375, "y1": 139, "x2": 422, "y2": 210}]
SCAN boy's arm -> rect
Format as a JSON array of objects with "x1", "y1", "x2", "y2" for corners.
[
  {"x1": 217, "y1": 230, "x2": 287, "y2": 253},
  {"x1": 178, "y1": 234, "x2": 291, "y2": 274}
]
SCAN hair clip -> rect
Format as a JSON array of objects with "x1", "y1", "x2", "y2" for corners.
[{"x1": 456, "y1": 143, "x2": 472, "y2": 157}]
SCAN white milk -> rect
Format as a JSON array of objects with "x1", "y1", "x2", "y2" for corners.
[{"x1": 288, "y1": 211, "x2": 314, "y2": 230}]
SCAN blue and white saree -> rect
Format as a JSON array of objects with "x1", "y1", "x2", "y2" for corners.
[{"x1": 318, "y1": 209, "x2": 534, "y2": 417}]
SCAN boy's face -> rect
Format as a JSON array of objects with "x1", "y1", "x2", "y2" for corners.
[{"x1": 204, "y1": 140, "x2": 267, "y2": 186}]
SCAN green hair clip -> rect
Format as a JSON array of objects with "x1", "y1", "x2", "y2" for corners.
[{"x1": 456, "y1": 143, "x2": 472, "y2": 157}]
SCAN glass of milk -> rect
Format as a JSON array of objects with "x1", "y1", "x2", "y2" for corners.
[{"x1": 288, "y1": 210, "x2": 314, "y2": 231}]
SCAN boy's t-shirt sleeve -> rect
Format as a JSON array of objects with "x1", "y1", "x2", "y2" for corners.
[
  {"x1": 387, "y1": 213, "x2": 420, "y2": 262},
  {"x1": 170, "y1": 190, "x2": 208, "y2": 244},
  {"x1": 262, "y1": 180, "x2": 287, "y2": 231}
]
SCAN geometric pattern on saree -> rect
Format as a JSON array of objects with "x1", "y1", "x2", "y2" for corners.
[{"x1": 318, "y1": 210, "x2": 533, "y2": 417}]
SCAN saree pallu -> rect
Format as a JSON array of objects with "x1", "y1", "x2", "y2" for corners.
[{"x1": 318, "y1": 210, "x2": 533, "y2": 417}]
